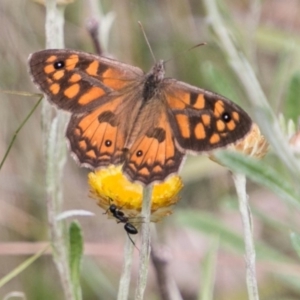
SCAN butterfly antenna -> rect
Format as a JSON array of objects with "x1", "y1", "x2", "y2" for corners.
[
  {"x1": 164, "y1": 42, "x2": 207, "y2": 64},
  {"x1": 138, "y1": 21, "x2": 156, "y2": 63}
]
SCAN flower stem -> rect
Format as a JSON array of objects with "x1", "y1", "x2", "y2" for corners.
[
  {"x1": 117, "y1": 236, "x2": 135, "y2": 300},
  {"x1": 232, "y1": 173, "x2": 259, "y2": 300},
  {"x1": 44, "y1": 1, "x2": 75, "y2": 299},
  {"x1": 135, "y1": 185, "x2": 153, "y2": 300}
]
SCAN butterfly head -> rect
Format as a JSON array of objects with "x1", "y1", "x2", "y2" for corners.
[
  {"x1": 142, "y1": 60, "x2": 165, "y2": 101},
  {"x1": 151, "y1": 60, "x2": 165, "y2": 82}
]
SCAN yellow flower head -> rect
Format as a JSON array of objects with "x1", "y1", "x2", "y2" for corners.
[{"x1": 88, "y1": 165, "x2": 183, "y2": 223}]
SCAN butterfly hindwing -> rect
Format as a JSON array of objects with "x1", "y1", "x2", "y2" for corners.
[
  {"x1": 66, "y1": 96, "x2": 129, "y2": 168},
  {"x1": 123, "y1": 102, "x2": 184, "y2": 184}
]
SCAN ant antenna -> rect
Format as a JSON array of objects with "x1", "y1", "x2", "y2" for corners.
[
  {"x1": 164, "y1": 42, "x2": 207, "y2": 64},
  {"x1": 138, "y1": 21, "x2": 156, "y2": 63}
]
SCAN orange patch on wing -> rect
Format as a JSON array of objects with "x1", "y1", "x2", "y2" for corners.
[
  {"x1": 86, "y1": 149, "x2": 96, "y2": 159},
  {"x1": 163, "y1": 129, "x2": 175, "y2": 159},
  {"x1": 44, "y1": 65, "x2": 55, "y2": 74},
  {"x1": 216, "y1": 120, "x2": 225, "y2": 132},
  {"x1": 155, "y1": 114, "x2": 175, "y2": 160},
  {"x1": 165, "y1": 142, "x2": 175, "y2": 159},
  {"x1": 95, "y1": 125, "x2": 119, "y2": 153},
  {"x1": 153, "y1": 165, "x2": 163, "y2": 173},
  {"x1": 175, "y1": 114, "x2": 190, "y2": 138},
  {"x1": 50, "y1": 83, "x2": 60, "y2": 95},
  {"x1": 192, "y1": 94, "x2": 205, "y2": 109},
  {"x1": 138, "y1": 167, "x2": 150, "y2": 177},
  {"x1": 47, "y1": 78, "x2": 53, "y2": 84},
  {"x1": 210, "y1": 133, "x2": 220, "y2": 144},
  {"x1": 102, "y1": 68, "x2": 128, "y2": 90},
  {"x1": 194, "y1": 123, "x2": 206, "y2": 139},
  {"x1": 78, "y1": 87, "x2": 105, "y2": 105},
  {"x1": 154, "y1": 141, "x2": 167, "y2": 165},
  {"x1": 146, "y1": 157, "x2": 154, "y2": 165},
  {"x1": 69, "y1": 73, "x2": 82, "y2": 83},
  {"x1": 214, "y1": 100, "x2": 225, "y2": 117},
  {"x1": 129, "y1": 137, "x2": 155, "y2": 168},
  {"x1": 153, "y1": 120, "x2": 175, "y2": 162},
  {"x1": 74, "y1": 128, "x2": 81, "y2": 136},
  {"x1": 201, "y1": 114, "x2": 211, "y2": 126},
  {"x1": 79, "y1": 140, "x2": 87, "y2": 151},
  {"x1": 86, "y1": 60, "x2": 99, "y2": 76},
  {"x1": 79, "y1": 112, "x2": 100, "y2": 130},
  {"x1": 232, "y1": 111, "x2": 240, "y2": 122},
  {"x1": 166, "y1": 158, "x2": 175, "y2": 167},
  {"x1": 64, "y1": 84, "x2": 80, "y2": 98},
  {"x1": 226, "y1": 120, "x2": 236, "y2": 131},
  {"x1": 46, "y1": 55, "x2": 57, "y2": 63},
  {"x1": 166, "y1": 93, "x2": 187, "y2": 109},
  {"x1": 65, "y1": 55, "x2": 79, "y2": 71},
  {"x1": 53, "y1": 70, "x2": 65, "y2": 80},
  {"x1": 77, "y1": 106, "x2": 124, "y2": 154}
]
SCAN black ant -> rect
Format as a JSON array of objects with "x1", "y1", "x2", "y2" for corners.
[{"x1": 105, "y1": 202, "x2": 139, "y2": 247}]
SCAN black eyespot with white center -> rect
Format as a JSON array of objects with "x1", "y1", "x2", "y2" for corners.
[
  {"x1": 136, "y1": 150, "x2": 143, "y2": 157},
  {"x1": 53, "y1": 61, "x2": 65, "y2": 69},
  {"x1": 105, "y1": 140, "x2": 112, "y2": 147},
  {"x1": 221, "y1": 112, "x2": 232, "y2": 123}
]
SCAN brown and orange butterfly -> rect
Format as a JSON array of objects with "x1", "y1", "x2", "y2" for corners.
[{"x1": 28, "y1": 49, "x2": 252, "y2": 185}]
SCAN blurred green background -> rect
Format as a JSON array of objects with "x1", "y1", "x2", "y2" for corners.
[{"x1": 1, "y1": 0, "x2": 300, "y2": 299}]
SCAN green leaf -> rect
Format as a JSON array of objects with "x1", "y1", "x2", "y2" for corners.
[
  {"x1": 177, "y1": 210, "x2": 293, "y2": 263},
  {"x1": 285, "y1": 72, "x2": 300, "y2": 124},
  {"x1": 199, "y1": 238, "x2": 219, "y2": 300},
  {"x1": 214, "y1": 150, "x2": 300, "y2": 210},
  {"x1": 69, "y1": 221, "x2": 83, "y2": 300}
]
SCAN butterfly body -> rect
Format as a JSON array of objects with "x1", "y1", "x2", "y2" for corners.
[{"x1": 29, "y1": 49, "x2": 252, "y2": 185}]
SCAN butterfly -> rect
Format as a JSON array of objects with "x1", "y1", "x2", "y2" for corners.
[{"x1": 28, "y1": 49, "x2": 252, "y2": 185}]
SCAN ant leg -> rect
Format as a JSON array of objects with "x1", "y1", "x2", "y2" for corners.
[{"x1": 126, "y1": 232, "x2": 139, "y2": 252}]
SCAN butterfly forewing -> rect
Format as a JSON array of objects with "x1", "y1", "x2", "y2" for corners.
[
  {"x1": 28, "y1": 49, "x2": 143, "y2": 113},
  {"x1": 163, "y1": 80, "x2": 253, "y2": 153}
]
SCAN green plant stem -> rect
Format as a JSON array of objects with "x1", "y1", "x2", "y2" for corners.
[
  {"x1": 0, "y1": 244, "x2": 50, "y2": 288},
  {"x1": 117, "y1": 235, "x2": 135, "y2": 300},
  {"x1": 43, "y1": 1, "x2": 76, "y2": 299},
  {"x1": 0, "y1": 96, "x2": 42, "y2": 171},
  {"x1": 135, "y1": 185, "x2": 153, "y2": 300},
  {"x1": 232, "y1": 173, "x2": 259, "y2": 300}
]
